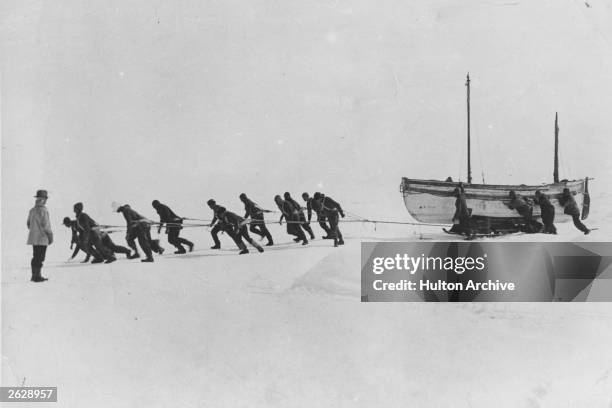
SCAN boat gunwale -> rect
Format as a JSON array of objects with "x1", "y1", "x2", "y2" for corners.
[{"x1": 401, "y1": 177, "x2": 586, "y2": 191}]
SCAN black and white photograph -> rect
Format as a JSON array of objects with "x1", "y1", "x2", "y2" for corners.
[{"x1": 2, "y1": 0, "x2": 612, "y2": 406}]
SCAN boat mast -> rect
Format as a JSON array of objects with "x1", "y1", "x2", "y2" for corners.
[
  {"x1": 554, "y1": 112, "x2": 559, "y2": 183},
  {"x1": 466, "y1": 73, "x2": 472, "y2": 184}
]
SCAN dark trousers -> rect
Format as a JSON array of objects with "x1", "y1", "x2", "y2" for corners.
[
  {"x1": 31, "y1": 245, "x2": 47, "y2": 268},
  {"x1": 235, "y1": 226, "x2": 263, "y2": 252},
  {"x1": 211, "y1": 223, "x2": 223, "y2": 247},
  {"x1": 127, "y1": 224, "x2": 153, "y2": 259},
  {"x1": 327, "y1": 211, "x2": 344, "y2": 245},
  {"x1": 297, "y1": 212, "x2": 315, "y2": 239},
  {"x1": 84, "y1": 230, "x2": 115, "y2": 260},
  {"x1": 540, "y1": 208, "x2": 557, "y2": 234},
  {"x1": 571, "y1": 213, "x2": 589, "y2": 233},
  {"x1": 518, "y1": 207, "x2": 535, "y2": 233},
  {"x1": 167, "y1": 225, "x2": 192, "y2": 251},
  {"x1": 249, "y1": 216, "x2": 273, "y2": 244},
  {"x1": 102, "y1": 234, "x2": 131, "y2": 255},
  {"x1": 317, "y1": 215, "x2": 332, "y2": 235},
  {"x1": 287, "y1": 215, "x2": 307, "y2": 242}
]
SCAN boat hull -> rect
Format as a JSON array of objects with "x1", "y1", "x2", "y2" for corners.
[{"x1": 400, "y1": 178, "x2": 589, "y2": 224}]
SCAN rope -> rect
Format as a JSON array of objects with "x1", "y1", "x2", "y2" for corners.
[{"x1": 100, "y1": 218, "x2": 449, "y2": 232}]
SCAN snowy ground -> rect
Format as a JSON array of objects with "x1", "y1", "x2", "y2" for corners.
[
  {"x1": 3, "y1": 211, "x2": 612, "y2": 407},
  {"x1": 4, "y1": 0, "x2": 612, "y2": 405}
]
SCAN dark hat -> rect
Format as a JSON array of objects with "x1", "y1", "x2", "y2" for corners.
[
  {"x1": 34, "y1": 189, "x2": 48, "y2": 199},
  {"x1": 508, "y1": 190, "x2": 516, "y2": 198},
  {"x1": 535, "y1": 190, "x2": 542, "y2": 196},
  {"x1": 62, "y1": 217, "x2": 71, "y2": 226},
  {"x1": 563, "y1": 188, "x2": 570, "y2": 194},
  {"x1": 302, "y1": 192, "x2": 309, "y2": 199},
  {"x1": 207, "y1": 199, "x2": 216, "y2": 206},
  {"x1": 313, "y1": 192, "x2": 322, "y2": 200},
  {"x1": 73, "y1": 202, "x2": 84, "y2": 212},
  {"x1": 239, "y1": 193, "x2": 247, "y2": 200},
  {"x1": 152, "y1": 200, "x2": 160, "y2": 207},
  {"x1": 283, "y1": 192, "x2": 291, "y2": 199},
  {"x1": 274, "y1": 195, "x2": 282, "y2": 201}
]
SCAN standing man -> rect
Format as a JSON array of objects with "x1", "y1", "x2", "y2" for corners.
[
  {"x1": 115, "y1": 204, "x2": 156, "y2": 262},
  {"x1": 27, "y1": 190, "x2": 53, "y2": 282},
  {"x1": 559, "y1": 188, "x2": 590, "y2": 234},
  {"x1": 302, "y1": 192, "x2": 332, "y2": 238},
  {"x1": 451, "y1": 187, "x2": 472, "y2": 236},
  {"x1": 534, "y1": 190, "x2": 557, "y2": 234},
  {"x1": 312, "y1": 192, "x2": 345, "y2": 247},
  {"x1": 239, "y1": 193, "x2": 273, "y2": 246},
  {"x1": 218, "y1": 207, "x2": 265, "y2": 255},
  {"x1": 74, "y1": 202, "x2": 116, "y2": 264},
  {"x1": 284, "y1": 192, "x2": 315, "y2": 240},
  {"x1": 274, "y1": 195, "x2": 308, "y2": 245},
  {"x1": 152, "y1": 200, "x2": 194, "y2": 254}
]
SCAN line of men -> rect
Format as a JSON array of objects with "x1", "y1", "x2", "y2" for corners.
[
  {"x1": 62, "y1": 191, "x2": 345, "y2": 262},
  {"x1": 452, "y1": 187, "x2": 591, "y2": 235},
  {"x1": 63, "y1": 200, "x2": 194, "y2": 263},
  {"x1": 207, "y1": 192, "x2": 345, "y2": 254}
]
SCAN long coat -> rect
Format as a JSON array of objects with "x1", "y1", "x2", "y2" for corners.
[{"x1": 27, "y1": 203, "x2": 53, "y2": 245}]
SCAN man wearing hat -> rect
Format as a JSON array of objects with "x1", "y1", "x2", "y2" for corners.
[{"x1": 26, "y1": 189, "x2": 54, "y2": 282}]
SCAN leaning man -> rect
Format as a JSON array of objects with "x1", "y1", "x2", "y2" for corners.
[{"x1": 27, "y1": 189, "x2": 54, "y2": 282}]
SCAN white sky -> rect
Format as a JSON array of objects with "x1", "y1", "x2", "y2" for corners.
[{"x1": 3, "y1": 0, "x2": 612, "y2": 258}]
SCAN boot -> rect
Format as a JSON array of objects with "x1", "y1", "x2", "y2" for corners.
[
  {"x1": 265, "y1": 241, "x2": 274, "y2": 247},
  {"x1": 141, "y1": 257, "x2": 154, "y2": 263},
  {"x1": 31, "y1": 267, "x2": 48, "y2": 282},
  {"x1": 239, "y1": 249, "x2": 249, "y2": 255},
  {"x1": 302, "y1": 240, "x2": 309, "y2": 245},
  {"x1": 91, "y1": 258, "x2": 105, "y2": 264},
  {"x1": 293, "y1": 237, "x2": 301, "y2": 242},
  {"x1": 210, "y1": 245, "x2": 221, "y2": 249},
  {"x1": 128, "y1": 252, "x2": 140, "y2": 259},
  {"x1": 104, "y1": 256, "x2": 117, "y2": 264},
  {"x1": 187, "y1": 243, "x2": 194, "y2": 252}
]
